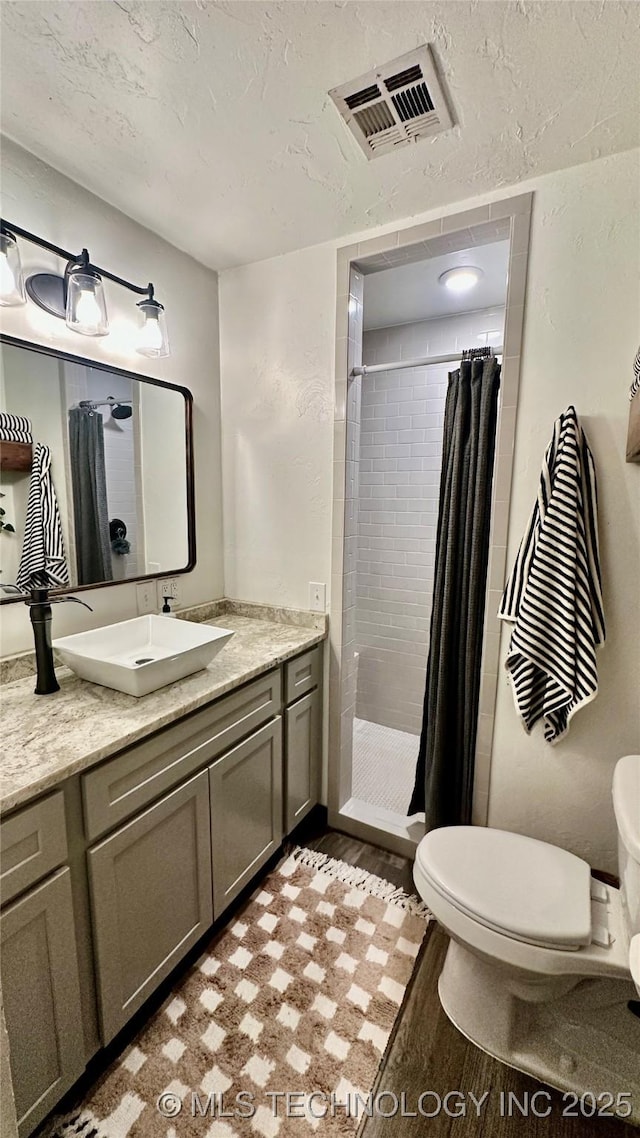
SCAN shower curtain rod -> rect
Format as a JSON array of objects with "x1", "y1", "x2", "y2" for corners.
[
  {"x1": 76, "y1": 397, "x2": 133, "y2": 408},
  {"x1": 352, "y1": 347, "x2": 503, "y2": 377}
]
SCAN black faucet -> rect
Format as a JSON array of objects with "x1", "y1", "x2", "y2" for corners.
[{"x1": 25, "y1": 587, "x2": 93, "y2": 695}]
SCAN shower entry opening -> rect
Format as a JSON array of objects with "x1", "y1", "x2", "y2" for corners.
[{"x1": 329, "y1": 198, "x2": 532, "y2": 855}]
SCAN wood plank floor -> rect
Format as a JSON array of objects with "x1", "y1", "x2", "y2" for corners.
[{"x1": 305, "y1": 829, "x2": 638, "y2": 1138}]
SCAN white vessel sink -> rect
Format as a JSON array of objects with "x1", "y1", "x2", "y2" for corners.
[{"x1": 53, "y1": 615, "x2": 234, "y2": 697}]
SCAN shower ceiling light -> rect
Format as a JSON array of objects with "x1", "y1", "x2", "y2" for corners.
[
  {"x1": 439, "y1": 266, "x2": 484, "y2": 293},
  {"x1": 0, "y1": 218, "x2": 170, "y2": 355}
]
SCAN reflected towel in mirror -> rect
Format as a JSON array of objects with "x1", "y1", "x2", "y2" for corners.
[{"x1": 15, "y1": 442, "x2": 69, "y2": 590}]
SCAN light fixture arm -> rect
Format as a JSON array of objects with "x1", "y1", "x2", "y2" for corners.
[{"x1": 0, "y1": 218, "x2": 155, "y2": 299}]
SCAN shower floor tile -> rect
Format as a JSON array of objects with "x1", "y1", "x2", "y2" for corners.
[{"x1": 352, "y1": 717, "x2": 419, "y2": 815}]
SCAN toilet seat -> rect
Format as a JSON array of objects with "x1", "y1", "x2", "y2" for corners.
[{"x1": 416, "y1": 827, "x2": 592, "y2": 950}]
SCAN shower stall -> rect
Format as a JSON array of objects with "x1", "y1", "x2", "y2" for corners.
[
  {"x1": 330, "y1": 198, "x2": 531, "y2": 851},
  {"x1": 351, "y1": 306, "x2": 505, "y2": 816}
]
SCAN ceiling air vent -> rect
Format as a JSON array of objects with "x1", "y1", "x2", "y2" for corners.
[{"x1": 329, "y1": 45, "x2": 453, "y2": 160}]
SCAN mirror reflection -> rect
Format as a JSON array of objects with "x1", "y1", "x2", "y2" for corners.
[{"x1": 0, "y1": 340, "x2": 193, "y2": 596}]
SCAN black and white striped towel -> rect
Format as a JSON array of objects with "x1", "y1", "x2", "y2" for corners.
[
  {"x1": 16, "y1": 443, "x2": 70, "y2": 591},
  {"x1": 630, "y1": 347, "x2": 640, "y2": 401},
  {"x1": 498, "y1": 406, "x2": 605, "y2": 743},
  {"x1": 0, "y1": 412, "x2": 32, "y2": 443}
]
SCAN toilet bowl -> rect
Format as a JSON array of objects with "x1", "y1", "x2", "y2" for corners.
[{"x1": 413, "y1": 754, "x2": 640, "y2": 1118}]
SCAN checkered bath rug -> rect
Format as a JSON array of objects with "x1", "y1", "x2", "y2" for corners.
[{"x1": 46, "y1": 846, "x2": 431, "y2": 1137}]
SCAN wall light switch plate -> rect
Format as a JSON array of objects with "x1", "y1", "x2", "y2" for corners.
[
  {"x1": 136, "y1": 581, "x2": 156, "y2": 615},
  {"x1": 309, "y1": 582, "x2": 326, "y2": 613}
]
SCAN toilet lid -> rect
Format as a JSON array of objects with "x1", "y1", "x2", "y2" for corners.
[{"x1": 416, "y1": 827, "x2": 592, "y2": 949}]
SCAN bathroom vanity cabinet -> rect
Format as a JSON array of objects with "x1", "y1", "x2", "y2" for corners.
[
  {"x1": 0, "y1": 795, "x2": 85, "y2": 1136},
  {"x1": 210, "y1": 716, "x2": 283, "y2": 914},
  {"x1": 283, "y1": 646, "x2": 323, "y2": 833},
  {"x1": 285, "y1": 688, "x2": 322, "y2": 832},
  {"x1": 88, "y1": 770, "x2": 214, "y2": 1042},
  {"x1": 0, "y1": 641, "x2": 323, "y2": 1136}
]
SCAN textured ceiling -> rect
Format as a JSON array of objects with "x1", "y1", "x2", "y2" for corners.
[
  {"x1": 1, "y1": 1, "x2": 639, "y2": 271},
  {"x1": 363, "y1": 240, "x2": 510, "y2": 330}
]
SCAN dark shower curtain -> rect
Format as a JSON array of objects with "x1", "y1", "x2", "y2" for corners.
[
  {"x1": 68, "y1": 406, "x2": 113, "y2": 585},
  {"x1": 409, "y1": 353, "x2": 501, "y2": 828}
]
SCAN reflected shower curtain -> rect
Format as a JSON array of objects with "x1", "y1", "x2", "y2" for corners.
[
  {"x1": 68, "y1": 407, "x2": 113, "y2": 585},
  {"x1": 409, "y1": 354, "x2": 500, "y2": 828}
]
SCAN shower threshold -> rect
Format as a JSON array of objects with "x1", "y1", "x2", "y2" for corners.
[{"x1": 330, "y1": 797, "x2": 425, "y2": 859}]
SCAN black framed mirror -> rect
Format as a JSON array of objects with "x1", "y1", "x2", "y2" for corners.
[{"x1": 0, "y1": 334, "x2": 195, "y2": 602}]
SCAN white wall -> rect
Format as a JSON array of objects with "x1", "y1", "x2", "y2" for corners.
[
  {"x1": 219, "y1": 148, "x2": 640, "y2": 872},
  {"x1": 0, "y1": 138, "x2": 223, "y2": 655},
  {"x1": 139, "y1": 382, "x2": 189, "y2": 574},
  {"x1": 486, "y1": 157, "x2": 640, "y2": 873},
  {"x1": 219, "y1": 245, "x2": 336, "y2": 607}
]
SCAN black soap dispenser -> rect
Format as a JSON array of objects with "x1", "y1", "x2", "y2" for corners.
[{"x1": 161, "y1": 594, "x2": 176, "y2": 618}]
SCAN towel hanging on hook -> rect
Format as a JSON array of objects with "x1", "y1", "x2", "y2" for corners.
[{"x1": 498, "y1": 405, "x2": 605, "y2": 743}]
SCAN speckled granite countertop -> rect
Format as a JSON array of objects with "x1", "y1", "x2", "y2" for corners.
[{"x1": 1, "y1": 613, "x2": 325, "y2": 816}]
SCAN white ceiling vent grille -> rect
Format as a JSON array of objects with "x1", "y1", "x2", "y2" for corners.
[{"x1": 329, "y1": 46, "x2": 453, "y2": 160}]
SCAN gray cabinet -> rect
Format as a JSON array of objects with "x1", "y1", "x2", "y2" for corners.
[
  {"x1": 0, "y1": 868, "x2": 85, "y2": 1138},
  {"x1": 285, "y1": 687, "x2": 321, "y2": 832},
  {"x1": 210, "y1": 717, "x2": 283, "y2": 916},
  {"x1": 284, "y1": 646, "x2": 322, "y2": 704},
  {"x1": 82, "y1": 670, "x2": 282, "y2": 841},
  {"x1": 1, "y1": 649, "x2": 324, "y2": 1134},
  {"x1": 0, "y1": 791, "x2": 67, "y2": 906},
  {"x1": 87, "y1": 770, "x2": 213, "y2": 1044}
]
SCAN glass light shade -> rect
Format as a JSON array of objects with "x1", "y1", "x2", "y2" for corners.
[
  {"x1": 0, "y1": 230, "x2": 26, "y2": 306},
  {"x1": 65, "y1": 270, "x2": 109, "y2": 336},
  {"x1": 136, "y1": 299, "x2": 169, "y2": 358}
]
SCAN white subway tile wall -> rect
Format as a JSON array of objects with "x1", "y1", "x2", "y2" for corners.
[{"x1": 355, "y1": 306, "x2": 505, "y2": 734}]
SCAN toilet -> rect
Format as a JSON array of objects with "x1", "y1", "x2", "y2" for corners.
[{"x1": 414, "y1": 754, "x2": 640, "y2": 1117}]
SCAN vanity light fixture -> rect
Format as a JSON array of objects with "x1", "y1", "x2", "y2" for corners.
[
  {"x1": 0, "y1": 227, "x2": 26, "y2": 306},
  {"x1": 439, "y1": 266, "x2": 484, "y2": 294},
  {"x1": 136, "y1": 286, "x2": 169, "y2": 358},
  {"x1": 65, "y1": 251, "x2": 109, "y2": 336},
  {"x1": 0, "y1": 218, "x2": 170, "y2": 355}
]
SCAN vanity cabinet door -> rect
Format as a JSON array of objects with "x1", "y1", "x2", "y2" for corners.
[
  {"x1": 88, "y1": 770, "x2": 213, "y2": 1045},
  {"x1": 1, "y1": 868, "x2": 85, "y2": 1138},
  {"x1": 210, "y1": 717, "x2": 283, "y2": 917},
  {"x1": 284, "y1": 688, "x2": 321, "y2": 833}
]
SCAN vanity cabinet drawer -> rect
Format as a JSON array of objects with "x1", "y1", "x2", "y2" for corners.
[
  {"x1": 0, "y1": 791, "x2": 67, "y2": 906},
  {"x1": 284, "y1": 646, "x2": 322, "y2": 705},
  {"x1": 82, "y1": 669, "x2": 282, "y2": 841}
]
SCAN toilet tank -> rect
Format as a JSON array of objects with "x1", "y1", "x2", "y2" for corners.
[{"x1": 613, "y1": 755, "x2": 640, "y2": 934}]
